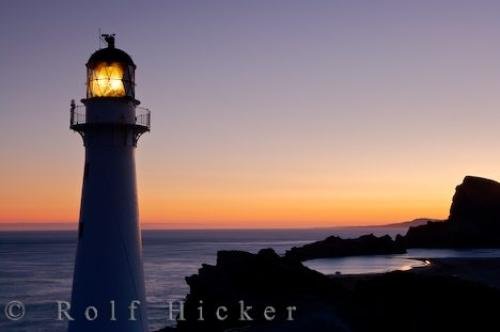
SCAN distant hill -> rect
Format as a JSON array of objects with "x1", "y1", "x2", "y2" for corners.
[{"x1": 380, "y1": 218, "x2": 444, "y2": 228}]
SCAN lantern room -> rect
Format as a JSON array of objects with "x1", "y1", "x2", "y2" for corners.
[{"x1": 86, "y1": 34, "x2": 136, "y2": 99}]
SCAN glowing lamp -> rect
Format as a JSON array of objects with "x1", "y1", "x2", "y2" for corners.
[{"x1": 86, "y1": 34, "x2": 136, "y2": 99}]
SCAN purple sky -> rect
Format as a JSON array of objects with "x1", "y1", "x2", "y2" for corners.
[{"x1": 2, "y1": 1, "x2": 500, "y2": 227}]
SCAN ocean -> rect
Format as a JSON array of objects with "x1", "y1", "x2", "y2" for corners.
[{"x1": 3, "y1": 226, "x2": 499, "y2": 331}]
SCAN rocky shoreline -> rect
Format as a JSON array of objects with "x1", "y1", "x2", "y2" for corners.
[
  {"x1": 285, "y1": 234, "x2": 406, "y2": 261},
  {"x1": 157, "y1": 249, "x2": 500, "y2": 332}
]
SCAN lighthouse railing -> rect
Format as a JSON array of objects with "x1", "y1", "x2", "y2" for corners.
[
  {"x1": 135, "y1": 107, "x2": 151, "y2": 129},
  {"x1": 70, "y1": 105, "x2": 151, "y2": 130},
  {"x1": 70, "y1": 105, "x2": 86, "y2": 126}
]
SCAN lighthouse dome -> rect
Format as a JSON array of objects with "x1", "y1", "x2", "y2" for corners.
[{"x1": 87, "y1": 47, "x2": 136, "y2": 68}]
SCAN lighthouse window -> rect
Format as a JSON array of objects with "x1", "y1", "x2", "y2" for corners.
[{"x1": 87, "y1": 62, "x2": 134, "y2": 98}]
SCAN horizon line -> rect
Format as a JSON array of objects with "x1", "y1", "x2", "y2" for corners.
[{"x1": 0, "y1": 218, "x2": 442, "y2": 232}]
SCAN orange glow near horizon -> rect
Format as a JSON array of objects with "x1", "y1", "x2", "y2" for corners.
[
  {"x1": 0, "y1": 180, "x2": 451, "y2": 228},
  {"x1": 0, "y1": 156, "x2": 459, "y2": 229}
]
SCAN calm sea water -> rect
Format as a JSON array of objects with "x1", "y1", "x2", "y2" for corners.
[
  {"x1": 3, "y1": 226, "x2": 497, "y2": 331},
  {"x1": 304, "y1": 248, "x2": 500, "y2": 275}
]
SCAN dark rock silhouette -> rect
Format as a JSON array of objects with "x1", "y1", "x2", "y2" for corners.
[
  {"x1": 449, "y1": 176, "x2": 500, "y2": 232},
  {"x1": 158, "y1": 249, "x2": 500, "y2": 332},
  {"x1": 285, "y1": 234, "x2": 406, "y2": 261},
  {"x1": 173, "y1": 248, "x2": 350, "y2": 332},
  {"x1": 405, "y1": 176, "x2": 500, "y2": 248},
  {"x1": 400, "y1": 221, "x2": 450, "y2": 248}
]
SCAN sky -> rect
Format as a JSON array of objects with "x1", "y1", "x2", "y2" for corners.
[{"x1": 2, "y1": 0, "x2": 500, "y2": 229}]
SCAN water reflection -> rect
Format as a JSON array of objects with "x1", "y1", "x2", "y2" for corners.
[{"x1": 304, "y1": 249, "x2": 500, "y2": 275}]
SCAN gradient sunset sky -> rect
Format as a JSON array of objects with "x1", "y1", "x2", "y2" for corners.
[{"x1": 2, "y1": 1, "x2": 500, "y2": 228}]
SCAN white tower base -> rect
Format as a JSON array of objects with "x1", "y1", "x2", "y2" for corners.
[{"x1": 68, "y1": 98, "x2": 150, "y2": 332}]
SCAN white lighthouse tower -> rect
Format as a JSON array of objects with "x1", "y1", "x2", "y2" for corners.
[{"x1": 68, "y1": 34, "x2": 150, "y2": 332}]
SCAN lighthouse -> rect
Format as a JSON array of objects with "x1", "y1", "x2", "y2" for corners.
[{"x1": 68, "y1": 34, "x2": 150, "y2": 332}]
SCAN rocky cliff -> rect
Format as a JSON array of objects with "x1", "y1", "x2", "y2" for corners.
[{"x1": 405, "y1": 176, "x2": 500, "y2": 247}]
